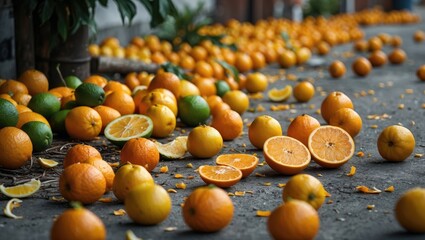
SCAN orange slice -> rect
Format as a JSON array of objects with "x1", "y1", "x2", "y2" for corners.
[
  {"x1": 267, "y1": 85, "x2": 292, "y2": 102},
  {"x1": 308, "y1": 125, "x2": 355, "y2": 168},
  {"x1": 0, "y1": 179, "x2": 41, "y2": 198},
  {"x1": 198, "y1": 165, "x2": 242, "y2": 188},
  {"x1": 263, "y1": 136, "x2": 311, "y2": 175},
  {"x1": 215, "y1": 153, "x2": 259, "y2": 178}
]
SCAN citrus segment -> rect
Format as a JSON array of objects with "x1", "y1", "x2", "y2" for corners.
[
  {"x1": 154, "y1": 136, "x2": 187, "y2": 159},
  {"x1": 0, "y1": 179, "x2": 41, "y2": 198},
  {"x1": 198, "y1": 165, "x2": 242, "y2": 188},
  {"x1": 215, "y1": 153, "x2": 259, "y2": 178},
  {"x1": 267, "y1": 85, "x2": 292, "y2": 102},
  {"x1": 308, "y1": 125, "x2": 355, "y2": 168},
  {"x1": 38, "y1": 157, "x2": 59, "y2": 169},
  {"x1": 263, "y1": 136, "x2": 311, "y2": 175},
  {"x1": 4, "y1": 198, "x2": 23, "y2": 219},
  {"x1": 104, "y1": 114, "x2": 153, "y2": 147}
]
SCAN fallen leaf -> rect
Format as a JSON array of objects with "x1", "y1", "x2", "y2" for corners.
[
  {"x1": 346, "y1": 166, "x2": 356, "y2": 177},
  {"x1": 186, "y1": 163, "x2": 193, "y2": 168}
]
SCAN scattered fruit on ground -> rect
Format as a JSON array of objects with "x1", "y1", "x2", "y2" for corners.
[
  {"x1": 263, "y1": 136, "x2": 311, "y2": 175},
  {"x1": 316, "y1": 41, "x2": 330, "y2": 55},
  {"x1": 353, "y1": 40, "x2": 368, "y2": 52},
  {"x1": 37, "y1": 157, "x2": 58, "y2": 169},
  {"x1": 18, "y1": 69, "x2": 49, "y2": 95},
  {"x1": 417, "y1": 65, "x2": 425, "y2": 81},
  {"x1": 0, "y1": 79, "x2": 28, "y2": 95},
  {"x1": 125, "y1": 184, "x2": 171, "y2": 225},
  {"x1": 368, "y1": 36, "x2": 383, "y2": 52},
  {"x1": 0, "y1": 178, "x2": 41, "y2": 198},
  {"x1": 139, "y1": 91, "x2": 177, "y2": 116},
  {"x1": 120, "y1": 138, "x2": 159, "y2": 172},
  {"x1": 268, "y1": 200, "x2": 320, "y2": 240},
  {"x1": 413, "y1": 30, "x2": 425, "y2": 42},
  {"x1": 59, "y1": 163, "x2": 106, "y2": 204},
  {"x1": 329, "y1": 60, "x2": 346, "y2": 78},
  {"x1": 214, "y1": 80, "x2": 231, "y2": 97},
  {"x1": 65, "y1": 106, "x2": 102, "y2": 141},
  {"x1": 215, "y1": 153, "x2": 259, "y2": 178},
  {"x1": 287, "y1": 114, "x2": 321, "y2": 147},
  {"x1": 145, "y1": 104, "x2": 176, "y2": 138},
  {"x1": 50, "y1": 203, "x2": 106, "y2": 240},
  {"x1": 282, "y1": 174, "x2": 326, "y2": 210},
  {"x1": 268, "y1": 85, "x2": 292, "y2": 102},
  {"x1": 234, "y1": 52, "x2": 253, "y2": 72},
  {"x1": 147, "y1": 71, "x2": 181, "y2": 99},
  {"x1": 278, "y1": 50, "x2": 297, "y2": 68},
  {"x1": 198, "y1": 165, "x2": 242, "y2": 188},
  {"x1": 329, "y1": 108, "x2": 362, "y2": 138},
  {"x1": 368, "y1": 50, "x2": 387, "y2": 67},
  {"x1": 64, "y1": 75, "x2": 83, "y2": 89},
  {"x1": 83, "y1": 157, "x2": 115, "y2": 192},
  {"x1": 308, "y1": 125, "x2": 355, "y2": 168},
  {"x1": 17, "y1": 111, "x2": 50, "y2": 128},
  {"x1": 154, "y1": 136, "x2": 188, "y2": 159},
  {"x1": 352, "y1": 57, "x2": 372, "y2": 77},
  {"x1": 63, "y1": 144, "x2": 102, "y2": 168},
  {"x1": 395, "y1": 187, "x2": 425, "y2": 233},
  {"x1": 187, "y1": 125, "x2": 223, "y2": 158},
  {"x1": 245, "y1": 72, "x2": 268, "y2": 94},
  {"x1": 4, "y1": 198, "x2": 23, "y2": 219},
  {"x1": 21, "y1": 121, "x2": 53, "y2": 152},
  {"x1": 388, "y1": 48, "x2": 407, "y2": 64},
  {"x1": 222, "y1": 90, "x2": 250, "y2": 115},
  {"x1": 211, "y1": 109, "x2": 243, "y2": 140},
  {"x1": 377, "y1": 125, "x2": 415, "y2": 162},
  {"x1": 293, "y1": 81, "x2": 315, "y2": 102},
  {"x1": 48, "y1": 109, "x2": 72, "y2": 134},
  {"x1": 320, "y1": 91, "x2": 354, "y2": 123},
  {"x1": 93, "y1": 105, "x2": 121, "y2": 133},
  {"x1": 74, "y1": 82, "x2": 105, "y2": 107},
  {"x1": 295, "y1": 47, "x2": 312, "y2": 65},
  {"x1": 0, "y1": 127, "x2": 33, "y2": 169},
  {"x1": 178, "y1": 95, "x2": 210, "y2": 127},
  {"x1": 104, "y1": 114, "x2": 153, "y2": 147},
  {"x1": 103, "y1": 91, "x2": 135, "y2": 115},
  {"x1": 248, "y1": 115, "x2": 282, "y2": 149},
  {"x1": 27, "y1": 93, "x2": 61, "y2": 118},
  {"x1": 183, "y1": 185, "x2": 234, "y2": 232},
  {"x1": 0, "y1": 98, "x2": 18, "y2": 128},
  {"x1": 112, "y1": 163, "x2": 154, "y2": 202}
]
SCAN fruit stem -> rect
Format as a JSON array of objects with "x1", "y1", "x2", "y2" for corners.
[{"x1": 70, "y1": 201, "x2": 83, "y2": 210}]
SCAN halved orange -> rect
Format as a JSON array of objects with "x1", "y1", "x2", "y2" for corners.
[
  {"x1": 215, "y1": 153, "x2": 259, "y2": 178},
  {"x1": 308, "y1": 125, "x2": 355, "y2": 168},
  {"x1": 263, "y1": 136, "x2": 311, "y2": 175},
  {"x1": 198, "y1": 165, "x2": 242, "y2": 188}
]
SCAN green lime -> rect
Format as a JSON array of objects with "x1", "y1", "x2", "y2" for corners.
[
  {"x1": 0, "y1": 98, "x2": 18, "y2": 128},
  {"x1": 63, "y1": 100, "x2": 77, "y2": 109},
  {"x1": 21, "y1": 121, "x2": 53, "y2": 152},
  {"x1": 215, "y1": 80, "x2": 231, "y2": 97},
  {"x1": 64, "y1": 75, "x2": 82, "y2": 89},
  {"x1": 27, "y1": 93, "x2": 61, "y2": 118},
  {"x1": 74, "y1": 82, "x2": 105, "y2": 107},
  {"x1": 49, "y1": 109, "x2": 71, "y2": 134},
  {"x1": 178, "y1": 95, "x2": 210, "y2": 127}
]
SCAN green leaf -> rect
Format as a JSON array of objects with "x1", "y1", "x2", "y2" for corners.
[
  {"x1": 55, "y1": 4, "x2": 68, "y2": 41},
  {"x1": 160, "y1": 62, "x2": 190, "y2": 80},
  {"x1": 216, "y1": 59, "x2": 239, "y2": 82},
  {"x1": 113, "y1": 0, "x2": 137, "y2": 25},
  {"x1": 40, "y1": 0, "x2": 55, "y2": 24}
]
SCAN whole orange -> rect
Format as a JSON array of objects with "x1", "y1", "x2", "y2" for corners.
[
  {"x1": 368, "y1": 50, "x2": 387, "y2": 67},
  {"x1": 103, "y1": 91, "x2": 135, "y2": 115},
  {"x1": 329, "y1": 108, "x2": 362, "y2": 138},
  {"x1": 120, "y1": 138, "x2": 159, "y2": 172},
  {"x1": 211, "y1": 109, "x2": 243, "y2": 141},
  {"x1": 63, "y1": 144, "x2": 102, "y2": 168},
  {"x1": 18, "y1": 69, "x2": 49, "y2": 95},
  {"x1": 0, "y1": 80, "x2": 28, "y2": 95},
  {"x1": 83, "y1": 157, "x2": 115, "y2": 192},
  {"x1": 320, "y1": 91, "x2": 354, "y2": 124},
  {"x1": 388, "y1": 48, "x2": 407, "y2": 64},
  {"x1": 329, "y1": 60, "x2": 346, "y2": 78},
  {"x1": 287, "y1": 114, "x2": 321, "y2": 147},
  {"x1": 352, "y1": 57, "x2": 372, "y2": 77},
  {"x1": 417, "y1": 65, "x2": 425, "y2": 81},
  {"x1": 248, "y1": 115, "x2": 282, "y2": 149},
  {"x1": 278, "y1": 50, "x2": 297, "y2": 68},
  {"x1": 0, "y1": 127, "x2": 33, "y2": 169},
  {"x1": 93, "y1": 105, "x2": 121, "y2": 133},
  {"x1": 293, "y1": 81, "x2": 315, "y2": 102},
  {"x1": 395, "y1": 188, "x2": 425, "y2": 233},
  {"x1": 112, "y1": 163, "x2": 154, "y2": 202},
  {"x1": 65, "y1": 106, "x2": 102, "y2": 140},
  {"x1": 147, "y1": 71, "x2": 181, "y2": 99},
  {"x1": 234, "y1": 52, "x2": 253, "y2": 72},
  {"x1": 377, "y1": 125, "x2": 415, "y2": 162},
  {"x1": 245, "y1": 72, "x2": 268, "y2": 94},
  {"x1": 282, "y1": 174, "x2": 326, "y2": 210}
]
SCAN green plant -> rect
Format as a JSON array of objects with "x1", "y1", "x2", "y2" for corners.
[{"x1": 303, "y1": 0, "x2": 340, "y2": 17}]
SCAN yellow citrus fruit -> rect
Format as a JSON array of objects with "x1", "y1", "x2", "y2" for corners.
[
  {"x1": 293, "y1": 81, "x2": 315, "y2": 102},
  {"x1": 222, "y1": 90, "x2": 250, "y2": 115},
  {"x1": 248, "y1": 115, "x2": 282, "y2": 149},
  {"x1": 145, "y1": 104, "x2": 176, "y2": 138},
  {"x1": 245, "y1": 72, "x2": 268, "y2": 94},
  {"x1": 282, "y1": 174, "x2": 326, "y2": 210},
  {"x1": 377, "y1": 125, "x2": 415, "y2": 162},
  {"x1": 395, "y1": 187, "x2": 425, "y2": 233},
  {"x1": 187, "y1": 125, "x2": 223, "y2": 158}
]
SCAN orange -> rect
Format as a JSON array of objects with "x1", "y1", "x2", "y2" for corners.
[
  {"x1": 83, "y1": 157, "x2": 115, "y2": 192},
  {"x1": 112, "y1": 163, "x2": 154, "y2": 202},
  {"x1": 216, "y1": 153, "x2": 258, "y2": 178},
  {"x1": 65, "y1": 106, "x2": 102, "y2": 140},
  {"x1": 329, "y1": 60, "x2": 346, "y2": 78},
  {"x1": 124, "y1": 72, "x2": 141, "y2": 91},
  {"x1": 103, "y1": 91, "x2": 135, "y2": 115},
  {"x1": 198, "y1": 165, "x2": 242, "y2": 188},
  {"x1": 145, "y1": 104, "x2": 176, "y2": 138},
  {"x1": 63, "y1": 144, "x2": 102, "y2": 168},
  {"x1": 388, "y1": 48, "x2": 407, "y2": 64},
  {"x1": 48, "y1": 87, "x2": 74, "y2": 98},
  {"x1": 245, "y1": 72, "x2": 268, "y2": 94},
  {"x1": 0, "y1": 93, "x2": 17, "y2": 106},
  {"x1": 12, "y1": 93, "x2": 32, "y2": 106},
  {"x1": 180, "y1": 80, "x2": 200, "y2": 97},
  {"x1": 308, "y1": 125, "x2": 355, "y2": 168},
  {"x1": 250, "y1": 51, "x2": 266, "y2": 70},
  {"x1": 268, "y1": 200, "x2": 320, "y2": 240},
  {"x1": 320, "y1": 91, "x2": 354, "y2": 124},
  {"x1": 132, "y1": 88, "x2": 148, "y2": 112},
  {"x1": 190, "y1": 46, "x2": 208, "y2": 61},
  {"x1": 151, "y1": 52, "x2": 167, "y2": 64},
  {"x1": 316, "y1": 41, "x2": 330, "y2": 55},
  {"x1": 295, "y1": 47, "x2": 312, "y2": 65},
  {"x1": 211, "y1": 102, "x2": 231, "y2": 117},
  {"x1": 138, "y1": 91, "x2": 177, "y2": 116},
  {"x1": 120, "y1": 138, "x2": 159, "y2": 172},
  {"x1": 16, "y1": 104, "x2": 32, "y2": 114},
  {"x1": 368, "y1": 50, "x2": 387, "y2": 67},
  {"x1": 187, "y1": 125, "x2": 223, "y2": 158},
  {"x1": 222, "y1": 90, "x2": 250, "y2": 115},
  {"x1": 84, "y1": 75, "x2": 108, "y2": 88},
  {"x1": 413, "y1": 30, "x2": 425, "y2": 42},
  {"x1": 147, "y1": 71, "x2": 181, "y2": 99},
  {"x1": 353, "y1": 40, "x2": 369, "y2": 52},
  {"x1": 93, "y1": 105, "x2": 121, "y2": 133},
  {"x1": 194, "y1": 61, "x2": 214, "y2": 78},
  {"x1": 368, "y1": 36, "x2": 383, "y2": 52},
  {"x1": 0, "y1": 127, "x2": 33, "y2": 169},
  {"x1": 103, "y1": 80, "x2": 131, "y2": 95},
  {"x1": 0, "y1": 80, "x2": 28, "y2": 95},
  {"x1": 18, "y1": 69, "x2": 49, "y2": 95},
  {"x1": 329, "y1": 108, "x2": 362, "y2": 138},
  {"x1": 377, "y1": 125, "x2": 415, "y2": 162},
  {"x1": 248, "y1": 115, "x2": 282, "y2": 149},
  {"x1": 17, "y1": 111, "x2": 50, "y2": 128},
  {"x1": 234, "y1": 52, "x2": 253, "y2": 72},
  {"x1": 50, "y1": 205, "x2": 106, "y2": 240},
  {"x1": 179, "y1": 55, "x2": 196, "y2": 71},
  {"x1": 263, "y1": 136, "x2": 311, "y2": 175},
  {"x1": 211, "y1": 109, "x2": 243, "y2": 141},
  {"x1": 352, "y1": 57, "x2": 372, "y2": 77},
  {"x1": 287, "y1": 114, "x2": 321, "y2": 147},
  {"x1": 150, "y1": 88, "x2": 177, "y2": 106},
  {"x1": 209, "y1": 60, "x2": 225, "y2": 79},
  {"x1": 183, "y1": 185, "x2": 234, "y2": 232},
  {"x1": 277, "y1": 50, "x2": 296, "y2": 68},
  {"x1": 417, "y1": 65, "x2": 425, "y2": 81},
  {"x1": 194, "y1": 77, "x2": 216, "y2": 97},
  {"x1": 293, "y1": 81, "x2": 315, "y2": 102},
  {"x1": 395, "y1": 188, "x2": 425, "y2": 233},
  {"x1": 282, "y1": 174, "x2": 326, "y2": 210},
  {"x1": 59, "y1": 163, "x2": 106, "y2": 204},
  {"x1": 145, "y1": 35, "x2": 161, "y2": 52}
]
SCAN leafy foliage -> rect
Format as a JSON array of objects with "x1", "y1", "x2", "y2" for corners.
[
  {"x1": 303, "y1": 0, "x2": 340, "y2": 17},
  {"x1": 160, "y1": 62, "x2": 190, "y2": 80}
]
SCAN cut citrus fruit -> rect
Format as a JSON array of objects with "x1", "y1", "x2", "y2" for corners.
[
  {"x1": 4, "y1": 198, "x2": 23, "y2": 219},
  {"x1": 104, "y1": 114, "x2": 153, "y2": 148},
  {"x1": 215, "y1": 153, "x2": 259, "y2": 178},
  {"x1": 125, "y1": 230, "x2": 142, "y2": 240},
  {"x1": 308, "y1": 125, "x2": 355, "y2": 168},
  {"x1": 154, "y1": 136, "x2": 188, "y2": 159},
  {"x1": 198, "y1": 165, "x2": 242, "y2": 188},
  {"x1": 268, "y1": 85, "x2": 292, "y2": 102},
  {"x1": 0, "y1": 178, "x2": 41, "y2": 198},
  {"x1": 38, "y1": 157, "x2": 59, "y2": 169},
  {"x1": 263, "y1": 136, "x2": 311, "y2": 175}
]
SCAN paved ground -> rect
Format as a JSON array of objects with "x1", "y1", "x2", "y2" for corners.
[{"x1": 1, "y1": 7, "x2": 425, "y2": 240}]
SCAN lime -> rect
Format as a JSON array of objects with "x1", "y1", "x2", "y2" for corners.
[
  {"x1": 0, "y1": 98, "x2": 18, "y2": 128},
  {"x1": 215, "y1": 80, "x2": 230, "y2": 97},
  {"x1": 63, "y1": 100, "x2": 77, "y2": 109},
  {"x1": 64, "y1": 75, "x2": 83, "y2": 89},
  {"x1": 74, "y1": 82, "x2": 105, "y2": 107},
  {"x1": 49, "y1": 109, "x2": 71, "y2": 134},
  {"x1": 27, "y1": 93, "x2": 61, "y2": 118},
  {"x1": 21, "y1": 121, "x2": 53, "y2": 152},
  {"x1": 104, "y1": 114, "x2": 153, "y2": 148},
  {"x1": 178, "y1": 95, "x2": 210, "y2": 127}
]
